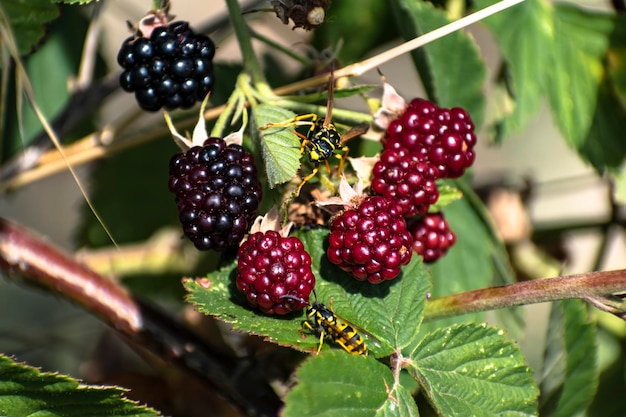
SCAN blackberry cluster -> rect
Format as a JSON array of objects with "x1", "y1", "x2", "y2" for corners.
[
  {"x1": 384, "y1": 98, "x2": 477, "y2": 178},
  {"x1": 327, "y1": 196, "x2": 413, "y2": 284},
  {"x1": 118, "y1": 21, "x2": 215, "y2": 112},
  {"x1": 409, "y1": 213, "x2": 456, "y2": 263},
  {"x1": 236, "y1": 231, "x2": 315, "y2": 315},
  {"x1": 371, "y1": 146, "x2": 440, "y2": 218},
  {"x1": 168, "y1": 137, "x2": 262, "y2": 251}
]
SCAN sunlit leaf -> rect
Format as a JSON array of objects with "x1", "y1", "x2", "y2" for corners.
[
  {"x1": 410, "y1": 323, "x2": 538, "y2": 416},
  {"x1": 253, "y1": 104, "x2": 301, "y2": 188}
]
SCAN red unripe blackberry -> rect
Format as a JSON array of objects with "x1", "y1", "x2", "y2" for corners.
[
  {"x1": 384, "y1": 98, "x2": 477, "y2": 178},
  {"x1": 371, "y1": 146, "x2": 439, "y2": 218},
  {"x1": 409, "y1": 212, "x2": 456, "y2": 263},
  {"x1": 327, "y1": 196, "x2": 413, "y2": 284},
  {"x1": 118, "y1": 21, "x2": 215, "y2": 111},
  {"x1": 168, "y1": 137, "x2": 262, "y2": 251},
  {"x1": 236, "y1": 231, "x2": 315, "y2": 315}
]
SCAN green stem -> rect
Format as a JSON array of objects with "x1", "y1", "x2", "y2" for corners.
[
  {"x1": 423, "y1": 268, "x2": 626, "y2": 321},
  {"x1": 224, "y1": 0, "x2": 270, "y2": 93},
  {"x1": 250, "y1": 28, "x2": 314, "y2": 66},
  {"x1": 210, "y1": 90, "x2": 243, "y2": 138}
]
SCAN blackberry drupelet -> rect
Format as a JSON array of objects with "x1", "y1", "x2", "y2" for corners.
[
  {"x1": 327, "y1": 196, "x2": 413, "y2": 284},
  {"x1": 236, "y1": 231, "x2": 315, "y2": 315},
  {"x1": 371, "y1": 146, "x2": 440, "y2": 218},
  {"x1": 383, "y1": 98, "x2": 477, "y2": 178},
  {"x1": 168, "y1": 137, "x2": 262, "y2": 251},
  {"x1": 118, "y1": 21, "x2": 215, "y2": 111}
]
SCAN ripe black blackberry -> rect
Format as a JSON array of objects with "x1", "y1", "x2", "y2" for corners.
[
  {"x1": 409, "y1": 212, "x2": 456, "y2": 263},
  {"x1": 168, "y1": 137, "x2": 262, "y2": 251},
  {"x1": 118, "y1": 21, "x2": 215, "y2": 112},
  {"x1": 236, "y1": 231, "x2": 315, "y2": 315},
  {"x1": 327, "y1": 195, "x2": 413, "y2": 284},
  {"x1": 371, "y1": 146, "x2": 439, "y2": 218},
  {"x1": 383, "y1": 98, "x2": 477, "y2": 178}
]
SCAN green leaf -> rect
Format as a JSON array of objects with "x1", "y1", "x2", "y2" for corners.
[
  {"x1": 410, "y1": 323, "x2": 538, "y2": 416},
  {"x1": 474, "y1": 0, "x2": 551, "y2": 139},
  {"x1": 3, "y1": 6, "x2": 90, "y2": 161},
  {"x1": 390, "y1": 0, "x2": 486, "y2": 127},
  {"x1": 0, "y1": 0, "x2": 59, "y2": 56},
  {"x1": 549, "y1": 5, "x2": 626, "y2": 169},
  {"x1": 253, "y1": 104, "x2": 301, "y2": 188},
  {"x1": 283, "y1": 351, "x2": 419, "y2": 417},
  {"x1": 539, "y1": 300, "x2": 598, "y2": 417},
  {"x1": 0, "y1": 355, "x2": 159, "y2": 417},
  {"x1": 429, "y1": 180, "x2": 463, "y2": 212},
  {"x1": 185, "y1": 228, "x2": 431, "y2": 357},
  {"x1": 477, "y1": 0, "x2": 626, "y2": 169}
]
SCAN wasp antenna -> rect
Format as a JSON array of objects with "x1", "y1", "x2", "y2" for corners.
[
  {"x1": 323, "y1": 69, "x2": 334, "y2": 128},
  {"x1": 281, "y1": 294, "x2": 308, "y2": 304},
  {"x1": 311, "y1": 288, "x2": 319, "y2": 302}
]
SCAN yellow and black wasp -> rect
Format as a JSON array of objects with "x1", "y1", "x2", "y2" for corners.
[
  {"x1": 282, "y1": 291, "x2": 378, "y2": 356},
  {"x1": 260, "y1": 71, "x2": 369, "y2": 197}
]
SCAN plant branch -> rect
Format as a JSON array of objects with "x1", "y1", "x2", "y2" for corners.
[
  {"x1": 424, "y1": 269, "x2": 626, "y2": 321},
  {"x1": 0, "y1": 217, "x2": 281, "y2": 417},
  {"x1": 224, "y1": 0, "x2": 268, "y2": 91}
]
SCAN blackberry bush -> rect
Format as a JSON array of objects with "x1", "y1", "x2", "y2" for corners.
[
  {"x1": 236, "y1": 230, "x2": 315, "y2": 315},
  {"x1": 118, "y1": 20, "x2": 215, "y2": 112},
  {"x1": 409, "y1": 212, "x2": 457, "y2": 263},
  {"x1": 327, "y1": 195, "x2": 413, "y2": 284},
  {"x1": 168, "y1": 137, "x2": 262, "y2": 251},
  {"x1": 383, "y1": 98, "x2": 477, "y2": 178}
]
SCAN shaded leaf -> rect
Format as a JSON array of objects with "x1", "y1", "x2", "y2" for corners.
[
  {"x1": 3, "y1": 6, "x2": 90, "y2": 161},
  {"x1": 75, "y1": 135, "x2": 180, "y2": 247},
  {"x1": 282, "y1": 351, "x2": 419, "y2": 417},
  {"x1": 390, "y1": 0, "x2": 486, "y2": 127},
  {"x1": 253, "y1": 104, "x2": 301, "y2": 188},
  {"x1": 0, "y1": 355, "x2": 159, "y2": 417},
  {"x1": 410, "y1": 323, "x2": 538, "y2": 416},
  {"x1": 0, "y1": 0, "x2": 59, "y2": 57},
  {"x1": 539, "y1": 300, "x2": 597, "y2": 417}
]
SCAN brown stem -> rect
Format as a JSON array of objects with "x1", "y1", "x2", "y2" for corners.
[
  {"x1": 0, "y1": 217, "x2": 281, "y2": 417},
  {"x1": 424, "y1": 269, "x2": 626, "y2": 320}
]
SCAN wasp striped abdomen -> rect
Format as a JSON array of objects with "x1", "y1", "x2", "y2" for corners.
[{"x1": 305, "y1": 302, "x2": 368, "y2": 356}]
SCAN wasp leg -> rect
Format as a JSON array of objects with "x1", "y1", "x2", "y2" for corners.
[
  {"x1": 334, "y1": 146, "x2": 349, "y2": 176},
  {"x1": 293, "y1": 162, "x2": 320, "y2": 197},
  {"x1": 259, "y1": 113, "x2": 318, "y2": 130},
  {"x1": 302, "y1": 321, "x2": 325, "y2": 354}
]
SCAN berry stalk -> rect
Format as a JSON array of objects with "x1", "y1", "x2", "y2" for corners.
[{"x1": 423, "y1": 268, "x2": 626, "y2": 321}]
